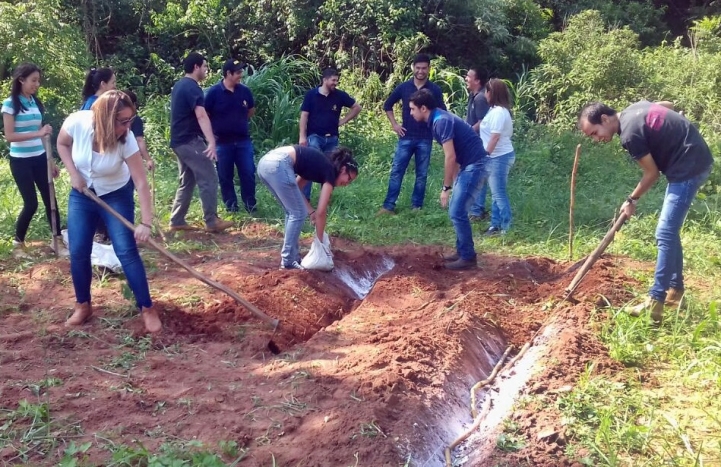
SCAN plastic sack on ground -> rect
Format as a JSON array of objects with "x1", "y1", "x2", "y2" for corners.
[
  {"x1": 61, "y1": 229, "x2": 123, "y2": 273},
  {"x1": 301, "y1": 232, "x2": 334, "y2": 271}
]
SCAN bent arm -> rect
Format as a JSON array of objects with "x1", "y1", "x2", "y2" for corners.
[
  {"x1": 3, "y1": 113, "x2": 50, "y2": 142},
  {"x1": 631, "y1": 154, "x2": 661, "y2": 199},
  {"x1": 340, "y1": 103, "x2": 362, "y2": 127},
  {"x1": 126, "y1": 152, "x2": 153, "y2": 226}
]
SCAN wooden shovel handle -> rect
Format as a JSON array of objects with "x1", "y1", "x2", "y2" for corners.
[{"x1": 82, "y1": 188, "x2": 279, "y2": 330}]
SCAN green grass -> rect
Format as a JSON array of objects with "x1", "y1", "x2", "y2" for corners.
[{"x1": 1, "y1": 102, "x2": 720, "y2": 466}]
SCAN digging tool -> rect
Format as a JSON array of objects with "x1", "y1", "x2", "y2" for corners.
[
  {"x1": 81, "y1": 187, "x2": 279, "y2": 330},
  {"x1": 568, "y1": 144, "x2": 581, "y2": 261},
  {"x1": 43, "y1": 135, "x2": 59, "y2": 256},
  {"x1": 563, "y1": 212, "x2": 628, "y2": 302}
]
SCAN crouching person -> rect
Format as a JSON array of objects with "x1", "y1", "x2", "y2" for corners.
[
  {"x1": 257, "y1": 145, "x2": 358, "y2": 270},
  {"x1": 56, "y1": 91, "x2": 162, "y2": 333}
]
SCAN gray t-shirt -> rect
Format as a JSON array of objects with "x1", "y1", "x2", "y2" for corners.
[
  {"x1": 619, "y1": 101, "x2": 713, "y2": 182},
  {"x1": 466, "y1": 91, "x2": 490, "y2": 127}
]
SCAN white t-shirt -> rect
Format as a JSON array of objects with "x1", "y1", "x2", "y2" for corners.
[
  {"x1": 61, "y1": 110, "x2": 139, "y2": 196},
  {"x1": 479, "y1": 106, "x2": 514, "y2": 157}
]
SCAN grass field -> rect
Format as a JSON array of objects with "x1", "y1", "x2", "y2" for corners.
[{"x1": 1, "y1": 112, "x2": 720, "y2": 466}]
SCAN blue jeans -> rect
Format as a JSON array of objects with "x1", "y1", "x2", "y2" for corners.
[
  {"x1": 302, "y1": 134, "x2": 338, "y2": 200},
  {"x1": 483, "y1": 151, "x2": 515, "y2": 231},
  {"x1": 649, "y1": 166, "x2": 711, "y2": 302},
  {"x1": 449, "y1": 162, "x2": 485, "y2": 260},
  {"x1": 382, "y1": 139, "x2": 432, "y2": 210},
  {"x1": 469, "y1": 183, "x2": 488, "y2": 217},
  {"x1": 67, "y1": 181, "x2": 152, "y2": 309},
  {"x1": 216, "y1": 140, "x2": 256, "y2": 212},
  {"x1": 257, "y1": 149, "x2": 309, "y2": 267}
]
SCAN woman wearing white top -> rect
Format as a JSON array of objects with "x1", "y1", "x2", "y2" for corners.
[
  {"x1": 478, "y1": 78, "x2": 515, "y2": 235},
  {"x1": 56, "y1": 91, "x2": 161, "y2": 333}
]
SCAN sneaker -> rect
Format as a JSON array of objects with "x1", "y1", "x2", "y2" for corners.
[
  {"x1": 169, "y1": 223, "x2": 198, "y2": 232},
  {"x1": 281, "y1": 261, "x2": 305, "y2": 270},
  {"x1": 411, "y1": 206, "x2": 422, "y2": 212},
  {"x1": 205, "y1": 217, "x2": 234, "y2": 232},
  {"x1": 444, "y1": 257, "x2": 478, "y2": 270},
  {"x1": 376, "y1": 208, "x2": 396, "y2": 216},
  {"x1": 469, "y1": 212, "x2": 488, "y2": 222},
  {"x1": 442, "y1": 252, "x2": 460, "y2": 262},
  {"x1": 12, "y1": 240, "x2": 30, "y2": 259},
  {"x1": 484, "y1": 226, "x2": 504, "y2": 236}
]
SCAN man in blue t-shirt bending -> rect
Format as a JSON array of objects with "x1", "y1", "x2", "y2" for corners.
[
  {"x1": 205, "y1": 59, "x2": 257, "y2": 214},
  {"x1": 299, "y1": 68, "x2": 361, "y2": 200},
  {"x1": 379, "y1": 54, "x2": 446, "y2": 215},
  {"x1": 409, "y1": 89, "x2": 487, "y2": 270},
  {"x1": 578, "y1": 101, "x2": 714, "y2": 324}
]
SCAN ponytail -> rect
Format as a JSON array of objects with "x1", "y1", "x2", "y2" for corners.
[{"x1": 81, "y1": 67, "x2": 114, "y2": 101}]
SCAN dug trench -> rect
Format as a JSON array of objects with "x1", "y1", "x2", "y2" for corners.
[{"x1": 0, "y1": 228, "x2": 637, "y2": 466}]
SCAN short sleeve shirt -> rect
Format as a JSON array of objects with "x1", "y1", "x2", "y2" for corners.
[
  {"x1": 130, "y1": 116, "x2": 145, "y2": 138},
  {"x1": 430, "y1": 109, "x2": 486, "y2": 168},
  {"x1": 2, "y1": 95, "x2": 45, "y2": 158},
  {"x1": 61, "y1": 110, "x2": 139, "y2": 196},
  {"x1": 383, "y1": 80, "x2": 447, "y2": 140},
  {"x1": 619, "y1": 101, "x2": 713, "y2": 182},
  {"x1": 466, "y1": 92, "x2": 490, "y2": 127},
  {"x1": 479, "y1": 106, "x2": 514, "y2": 157},
  {"x1": 170, "y1": 77, "x2": 205, "y2": 148},
  {"x1": 205, "y1": 80, "x2": 255, "y2": 143},
  {"x1": 301, "y1": 88, "x2": 356, "y2": 137},
  {"x1": 292, "y1": 145, "x2": 336, "y2": 185}
]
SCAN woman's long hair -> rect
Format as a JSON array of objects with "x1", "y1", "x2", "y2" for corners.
[
  {"x1": 10, "y1": 63, "x2": 45, "y2": 116},
  {"x1": 93, "y1": 90, "x2": 135, "y2": 154},
  {"x1": 485, "y1": 78, "x2": 512, "y2": 113},
  {"x1": 82, "y1": 67, "x2": 114, "y2": 101},
  {"x1": 329, "y1": 146, "x2": 359, "y2": 179}
]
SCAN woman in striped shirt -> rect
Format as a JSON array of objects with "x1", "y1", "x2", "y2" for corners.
[{"x1": 2, "y1": 62, "x2": 65, "y2": 256}]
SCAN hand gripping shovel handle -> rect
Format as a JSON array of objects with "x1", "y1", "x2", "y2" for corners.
[
  {"x1": 81, "y1": 188, "x2": 279, "y2": 330},
  {"x1": 43, "y1": 136, "x2": 59, "y2": 256},
  {"x1": 564, "y1": 212, "x2": 629, "y2": 301}
]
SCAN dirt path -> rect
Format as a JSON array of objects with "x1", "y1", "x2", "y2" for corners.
[{"x1": 0, "y1": 225, "x2": 636, "y2": 466}]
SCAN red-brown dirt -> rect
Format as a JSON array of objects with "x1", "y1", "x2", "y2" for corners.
[{"x1": 0, "y1": 224, "x2": 637, "y2": 466}]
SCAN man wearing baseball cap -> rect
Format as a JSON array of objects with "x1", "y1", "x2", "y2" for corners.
[{"x1": 205, "y1": 59, "x2": 258, "y2": 213}]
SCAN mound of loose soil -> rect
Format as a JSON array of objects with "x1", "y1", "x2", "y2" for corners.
[{"x1": 0, "y1": 226, "x2": 637, "y2": 466}]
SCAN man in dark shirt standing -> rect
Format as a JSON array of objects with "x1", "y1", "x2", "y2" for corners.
[
  {"x1": 299, "y1": 68, "x2": 361, "y2": 199},
  {"x1": 578, "y1": 101, "x2": 713, "y2": 323},
  {"x1": 169, "y1": 52, "x2": 233, "y2": 232},
  {"x1": 205, "y1": 59, "x2": 257, "y2": 214},
  {"x1": 465, "y1": 67, "x2": 491, "y2": 221},
  {"x1": 379, "y1": 54, "x2": 446, "y2": 214},
  {"x1": 410, "y1": 89, "x2": 487, "y2": 270}
]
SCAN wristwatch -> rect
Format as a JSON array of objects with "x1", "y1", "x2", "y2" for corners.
[
  {"x1": 626, "y1": 196, "x2": 639, "y2": 205},
  {"x1": 442, "y1": 185, "x2": 452, "y2": 192}
]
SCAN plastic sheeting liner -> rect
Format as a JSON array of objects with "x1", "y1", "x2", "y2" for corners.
[{"x1": 61, "y1": 229, "x2": 122, "y2": 273}]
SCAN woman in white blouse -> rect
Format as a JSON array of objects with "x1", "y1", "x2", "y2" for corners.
[
  {"x1": 479, "y1": 78, "x2": 515, "y2": 235},
  {"x1": 56, "y1": 91, "x2": 161, "y2": 333}
]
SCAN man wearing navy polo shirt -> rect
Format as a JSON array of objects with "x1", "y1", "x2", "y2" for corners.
[
  {"x1": 205, "y1": 59, "x2": 257, "y2": 213},
  {"x1": 379, "y1": 54, "x2": 446, "y2": 215},
  {"x1": 409, "y1": 89, "x2": 486, "y2": 270},
  {"x1": 299, "y1": 68, "x2": 361, "y2": 199}
]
